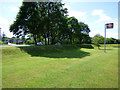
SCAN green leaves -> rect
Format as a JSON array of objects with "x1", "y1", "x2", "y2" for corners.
[
  {"x1": 9, "y1": 1, "x2": 91, "y2": 45},
  {"x1": 92, "y1": 34, "x2": 104, "y2": 49}
]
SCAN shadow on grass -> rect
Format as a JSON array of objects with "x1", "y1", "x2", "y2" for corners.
[
  {"x1": 112, "y1": 46, "x2": 120, "y2": 48},
  {"x1": 18, "y1": 45, "x2": 93, "y2": 58}
]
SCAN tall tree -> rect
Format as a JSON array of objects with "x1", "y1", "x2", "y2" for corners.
[
  {"x1": 45, "y1": 2, "x2": 68, "y2": 45},
  {"x1": 10, "y1": 1, "x2": 91, "y2": 45},
  {"x1": 10, "y1": 2, "x2": 41, "y2": 45},
  {"x1": 10, "y1": 1, "x2": 68, "y2": 45},
  {"x1": 92, "y1": 34, "x2": 104, "y2": 49},
  {"x1": 67, "y1": 17, "x2": 78, "y2": 44},
  {"x1": 75, "y1": 22, "x2": 90, "y2": 44}
]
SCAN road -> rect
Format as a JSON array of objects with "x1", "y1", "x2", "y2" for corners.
[{"x1": 0, "y1": 44, "x2": 34, "y2": 47}]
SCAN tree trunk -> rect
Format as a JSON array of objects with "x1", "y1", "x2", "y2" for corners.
[
  {"x1": 48, "y1": 37, "x2": 50, "y2": 45},
  {"x1": 45, "y1": 37, "x2": 47, "y2": 45},
  {"x1": 51, "y1": 32, "x2": 55, "y2": 45},
  {"x1": 73, "y1": 38, "x2": 74, "y2": 44},
  {"x1": 51, "y1": 37, "x2": 55, "y2": 45},
  {"x1": 33, "y1": 34, "x2": 37, "y2": 45},
  {"x1": 79, "y1": 38, "x2": 82, "y2": 44},
  {"x1": 98, "y1": 45, "x2": 100, "y2": 49},
  {"x1": 47, "y1": 3, "x2": 50, "y2": 45},
  {"x1": 39, "y1": 35, "x2": 41, "y2": 42},
  {"x1": 70, "y1": 35, "x2": 72, "y2": 44}
]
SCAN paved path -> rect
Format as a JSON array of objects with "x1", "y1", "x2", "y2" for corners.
[{"x1": 0, "y1": 44, "x2": 34, "y2": 47}]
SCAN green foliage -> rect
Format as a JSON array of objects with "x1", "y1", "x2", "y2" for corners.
[
  {"x1": 26, "y1": 39, "x2": 34, "y2": 45},
  {"x1": 92, "y1": 34, "x2": 104, "y2": 49},
  {"x1": 9, "y1": 1, "x2": 91, "y2": 45},
  {"x1": 10, "y1": 2, "x2": 68, "y2": 45},
  {"x1": 106, "y1": 37, "x2": 119, "y2": 44}
]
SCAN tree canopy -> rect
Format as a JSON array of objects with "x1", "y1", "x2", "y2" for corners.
[
  {"x1": 10, "y1": 1, "x2": 91, "y2": 45},
  {"x1": 92, "y1": 34, "x2": 104, "y2": 49}
]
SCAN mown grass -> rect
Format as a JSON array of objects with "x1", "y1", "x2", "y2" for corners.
[
  {"x1": 2, "y1": 44, "x2": 118, "y2": 88},
  {"x1": 0, "y1": 46, "x2": 2, "y2": 90}
]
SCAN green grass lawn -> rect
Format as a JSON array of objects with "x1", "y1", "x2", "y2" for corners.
[{"x1": 2, "y1": 44, "x2": 118, "y2": 88}]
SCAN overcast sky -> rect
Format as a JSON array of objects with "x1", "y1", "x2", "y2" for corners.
[{"x1": 0, "y1": 0, "x2": 119, "y2": 39}]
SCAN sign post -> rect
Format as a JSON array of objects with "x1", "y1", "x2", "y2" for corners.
[
  {"x1": 104, "y1": 25, "x2": 106, "y2": 53},
  {"x1": 104, "y1": 23, "x2": 114, "y2": 53}
]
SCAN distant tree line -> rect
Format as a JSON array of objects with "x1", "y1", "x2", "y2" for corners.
[
  {"x1": 92, "y1": 34, "x2": 120, "y2": 49},
  {"x1": 92, "y1": 34, "x2": 120, "y2": 44},
  {"x1": 1, "y1": 32, "x2": 119, "y2": 45},
  {"x1": 9, "y1": 2, "x2": 91, "y2": 45}
]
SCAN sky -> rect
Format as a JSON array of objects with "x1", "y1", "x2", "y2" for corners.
[{"x1": 0, "y1": 0, "x2": 119, "y2": 39}]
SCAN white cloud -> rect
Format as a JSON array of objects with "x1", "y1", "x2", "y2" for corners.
[
  {"x1": 0, "y1": 25, "x2": 14, "y2": 38},
  {"x1": 89, "y1": 30, "x2": 101, "y2": 37},
  {"x1": 10, "y1": 7, "x2": 19, "y2": 12},
  {"x1": 92, "y1": 9, "x2": 112, "y2": 22},
  {"x1": 64, "y1": 5, "x2": 87, "y2": 21},
  {"x1": 0, "y1": 16, "x2": 13, "y2": 37},
  {"x1": 69, "y1": 10, "x2": 86, "y2": 20},
  {"x1": 0, "y1": 0, "x2": 23, "y2": 2},
  {"x1": 62, "y1": 0, "x2": 119, "y2": 2},
  {"x1": 0, "y1": 16, "x2": 11, "y2": 25}
]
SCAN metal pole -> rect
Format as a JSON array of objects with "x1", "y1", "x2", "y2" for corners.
[
  {"x1": 0, "y1": 28, "x2": 1, "y2": 41},
  {"x1": 104, "y1": 24, "x2": 106, "y2": 53}
]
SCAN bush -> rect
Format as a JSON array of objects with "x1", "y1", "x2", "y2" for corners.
[
  {"x1": 92, "y1": 34, "x2": 104, "y2": 49},
  {"x1": 26, "y1": 39, "x2": 34, "y2": 45}
]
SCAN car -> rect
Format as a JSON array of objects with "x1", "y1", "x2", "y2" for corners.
[
  {"x1": 37, "y1": 42, "x2": 44, "y2": 45},
  {"x1": 55, "y1": 43, "x2": 61, "y2": 45}
]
